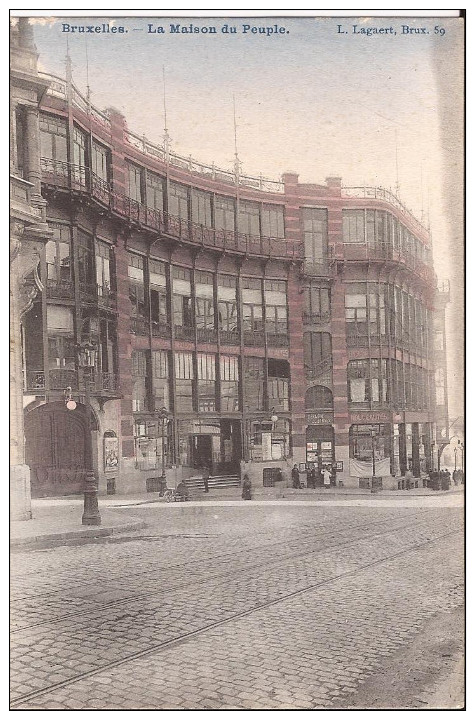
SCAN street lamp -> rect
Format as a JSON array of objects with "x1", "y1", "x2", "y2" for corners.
[
  {"x1": 157, "y1": 407, "x2": 169, "y2": 490},
  {"x1": 460, "y1": 442, "x2": 464, "y2": 473},
  {"x1": 370, "y1": 427, "x2": 377, "y2": 493},
  {"x1": 77, "y1": 340, "x2": 101, "y2": 526},
  {"x1": 454, "y1": 446, "x2": 458, "y2": 475}
]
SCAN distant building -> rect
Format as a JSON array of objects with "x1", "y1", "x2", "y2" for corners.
[{"x1": 11, "y1": 19, "x2": 451, "y2": 512}]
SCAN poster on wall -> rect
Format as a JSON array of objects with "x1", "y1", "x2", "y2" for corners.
[{"x1": 104, "y1": 436, "x2": 119, "y2": 472}]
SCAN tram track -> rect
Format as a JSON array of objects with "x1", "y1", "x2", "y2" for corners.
[
  {"x1": 11, "y1": 510, "x2": 429, "y2": 633},
  {"x1": 10, "y1": 525, "x2": 461, "y2": 708}
]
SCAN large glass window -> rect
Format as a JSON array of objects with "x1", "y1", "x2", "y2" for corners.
[
  {"x1": 217, "y1": 275, "x2": 238, "y2": 333},
  {"x1": 303, "y1": 332, "x2": 332, "y2": 371},
  {"x1": 95, "y1": 240, "x2": 112, "y2": 297},
  {"x1": 302, "y1": 208, "x2": 328, "y2": 265},
  {"x1": 347, "y1": 359, "x2": 389, "y2": 405},
  {"x1": 92, "y1": 141, "x2": 109, "y2": 182},
  {"x1": 39, "y1": 114, "x2": 68, "y2": 167},
  {"x1": 152, "y1": 350, "x2": 169, "y2": 410},
  {"x1": 238, "y1": 201, "x2": 260, "y2": 237},
  {"x1": 220, "y1": 356, "x2": 239, "y2": 412},
  {"x1": 174, "y1": 351, "x2": 194, "y2": 412},
  {"x1": 343, "y1": 210, "x2": 365, "y2": 243},
  {"x1": 214, "y1": 196, "x2": 235, "y2": 233},
  {"x1": 172, "y1": 267, "x2": 192, "y2": 331},
  {"x1": 305, "y1": 385, "x2": 333, "y2": 410},
  {"x1": 303, "y1": 286, "x2": 331, "y2": 322},
  {"x1": 77, "y1": 231, "x2": 94, "y2": 287},
  {"x1": 168, "y1": 182, "x2": 189, "y2": 220},
  {"x1": 128, "y1": 254, "x2": 146, "y2": 333},
  {"x1": 349, "y1": 424, "x2": 390, "y2": 462},
  {"x1": 150, "y1": 260, "x2": 168, "y2": 329},
  {"x1": 46, "y1": 306, "x2": 75, "y2": 381},
  {"x1": 132, "y1": 350, "x2": 148, "y2": 412},
  {"x1": 243, "y1": 357, "x2": 265, "y2": 411},
  {"x1": 197, "y1": 353, "x2": 216, "y2": 412},
  {"x1": 195, "y1": 271, "x2": 215, "y2": 331},
  {"x1": 128, "y1": 163, "x2": 143, "y2": 204},
  {"x1": 45, "y1": 224, "x2": 71, "y2": 286},
  {"x1": 191, "y1": 189, "x2": 212, "y2": 227},
  {"x1": 345, "y1": 284, "x2": 386, "y2": 341},
  {"x1": 146, "y1": 172, "x2": 164, "y2": 212},
  {"x1": 72, "y1": 126, "x2": 87, "y2": 187},
  {"x1": 267, "y1": 359, "x2": 290, "y2": 411},
  {"x1": 99, "y1": 318, "x2": 117, "y2": 376},
  {"x1": 261, "y1": 205, "x2": 284, "y2": 239},
  {"x1": 242, "y1": 277, "x2": 263, "y2": 332},
  {"x1": 264, "y1": 280, "x2": 287, "y2": 334},
  {"x1": 134, "y1": 420, "x2": 168, "y2": 471}
]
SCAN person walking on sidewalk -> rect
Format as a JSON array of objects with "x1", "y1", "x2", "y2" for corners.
[
  {"x1": 291, "y1": 464, "x2": 300, "y2": 489},
  {"x1": 242, "y1": 473, "x2": 252, "y2": 500},
  {"x1": 308, "y1": 463, "x2": 316, "y2": 489},
  {"x1": 323, "y1": 468, "x2": 331, "y2": 489},
  {"x1": 202, "y1": 465, "x2": 210, "y2": 493}
]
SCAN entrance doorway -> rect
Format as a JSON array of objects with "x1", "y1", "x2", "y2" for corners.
[
  {"x1": 190, "y1": 434, "x2": 213, "y2": 470},
  {"x1": 306, "y1": 425, "x2": 335, "y2": 486},
  {"x1": 25, "y1": 403, "x2": 92, "y2": 497}
]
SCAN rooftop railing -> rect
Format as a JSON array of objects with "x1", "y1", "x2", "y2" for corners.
[{"x1": 342, "y1": 186, "x2": 428, "y2": 235}]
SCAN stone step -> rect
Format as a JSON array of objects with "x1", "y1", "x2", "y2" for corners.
[{"x1": 184, "y1": 475, "x2": 241, "y2": 492}]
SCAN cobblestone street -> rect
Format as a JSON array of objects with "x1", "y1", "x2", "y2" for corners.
[{"x1": 11, "y1": 497, "x2": 464, "y2": 709}]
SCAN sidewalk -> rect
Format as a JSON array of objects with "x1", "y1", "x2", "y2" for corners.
[
  {"x1": 10, "y1": 485, "x2": 463, "y2": 547},
  {"x1": 10, "y1": 498, "x2": 146, "y2": 548}
]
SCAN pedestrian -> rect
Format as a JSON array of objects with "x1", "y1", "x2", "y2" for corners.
[
  {"x1": 203, "y1": 466, "x2": 210, "y2": 493},
  {"x1": 291, "y1": 464, "x2": 300, "y2": 489},
  {"x1": 242, "y1": 473, "x2": 252, "y2": 500},
  {"x1": 323, "y1": 467, "x2": 331, "y2": 489},
  {"x1": 308, "y1": 463, "x2": 316, "y2": 489}
]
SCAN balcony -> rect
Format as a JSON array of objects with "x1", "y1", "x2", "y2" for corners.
[
  {"x1": 152, "y1": 321, "x2": 172, "y2": 338},
  {"x1": 25, "y1": 369, "x2": 78, "y2": 391},
  {"x1": 304, "y1": 356, "x2": 333, "y2": 381},
  {"x1": 40, "y1": 159, "x2": 303, "y2": 262},
  {"x1": 219, "y1": 330, "x2": 240, "y2": 346},
  {"x1": 303, "y1": 312, "x2": 331, "y2": 326},
  {"x1": 266, "y1": 333, "x2": 290, "y2": 348},
  {"x1": 84, "y1": 372, "x2": 120, "y2": 394},
  {"x1": 196, "y1": 328, "x2": 218, "y2": 344},
  {"x1": 97, "y1": 286, "x2": 117, "y2": 311},
  {"x1": 341, "y1": 243, "x2": 434, "y2": 284},
  {"x1": 24, "y1": 369, "x2": 119, "y2": 394},
  {"x1": 46, "y1": 279, "x2": 74, "y2": 300},
  {"x1": 174, "y1": 324, "x2": 195, "y2": 341},
  {"x1": 301, "y1": 259, "x2": 330, "y2": 277},
  {"x1": 243, "y1": 331, "x2": 265, "y2": 348},
  {"x1": 130, "y1": 316, "x2": 148, "y2": 336}
]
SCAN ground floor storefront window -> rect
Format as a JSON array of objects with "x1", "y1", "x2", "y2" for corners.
[
  {"x1": 133, "y1": 419, "x2": 169, "y2": 471},
  {"x1": 246, "y1": 418, "x2": 290, "y2": 462},
  {"x1": 349, "y1": 424, "x2": 391, "y2": 477}
]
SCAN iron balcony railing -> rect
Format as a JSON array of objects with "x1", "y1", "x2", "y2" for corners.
[
  {"x1": 40, "y1": 158, "x2": 302, "y2": 261},
  {"x1": 304, "y1": 356, "x2": 333, "y2": 380},
  {"x1": 25, "y1": 369, "x2": 119, "y2": 393},
  {"x1": 341, "y1": 243, "x2": 434, "y2": 284},
  {"x1": 243, "y1": 331, "x2": 266, "y2": 348},
  {"x1": 266, "y1": 333, "x2": 290, "y2": 348},
  {"x1": 174, "y1": 324, "x2": 196, "y2": 342},
  {"x1": 219, "y1": 330, "x2": 240, "y2": 345},
  {"x1": 196, "y1": 328, "x2": 218, "y2": 344},
  {"x1": 152, "y1": 321, "x2": 172, "y2": 338},
  {"x1": 342, "y1": 186, "x2": 427, "y2": 235},
  {"x1": 302, "y1": 312, "x2": 331, "y2": 326}
]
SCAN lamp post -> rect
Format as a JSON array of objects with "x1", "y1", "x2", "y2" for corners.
[
  {"x1": 370, "y1": 427, "x2": 377, "y2": 493},
  {"x1": 78, "y1": 341, "x2": 101, "y2": 526},
  {"x1": 460, "y1": 442, "x2": 464, "y2": 473},
  {"x1": 158, "y1": 406, "x2": 169, "y2": 489},
  {"x1": 454, "y1": 446, "x2": 458, "y2": 475}
]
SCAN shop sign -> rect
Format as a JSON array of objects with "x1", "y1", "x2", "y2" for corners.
[
  {"x1": 350, "y1": 411, "x2": 391, "y2": 424},
  {"x1": 306, "y1": 413, "x2": 333, "y2": 425},
  {"x1": 104, "y1": 436, "x2": 119, "y2": 472},
  {"x1": 336, "y1": 461, "x2": 344, "y2": 471}
]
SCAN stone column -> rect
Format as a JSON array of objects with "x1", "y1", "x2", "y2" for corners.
[{"x1": 25, "y1": 107, "x2": 41, "y2": 194}]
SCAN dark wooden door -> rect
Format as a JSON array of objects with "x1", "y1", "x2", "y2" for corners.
[{"x1": 25, "y1": 405, "x2": 90, "y2": 497}]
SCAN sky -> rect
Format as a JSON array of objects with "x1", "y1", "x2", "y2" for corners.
[{"x1": 16, "y1": 12, "x2": 464, "y2": 418}]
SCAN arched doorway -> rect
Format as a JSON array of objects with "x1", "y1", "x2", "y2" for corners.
[{"x1": 25, "y1": 403, "x2": 93, "y2": 497}]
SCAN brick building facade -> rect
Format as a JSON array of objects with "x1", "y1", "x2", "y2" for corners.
[{"x1": 11, "y1": 20, "x2": 451, "y2": 509}]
